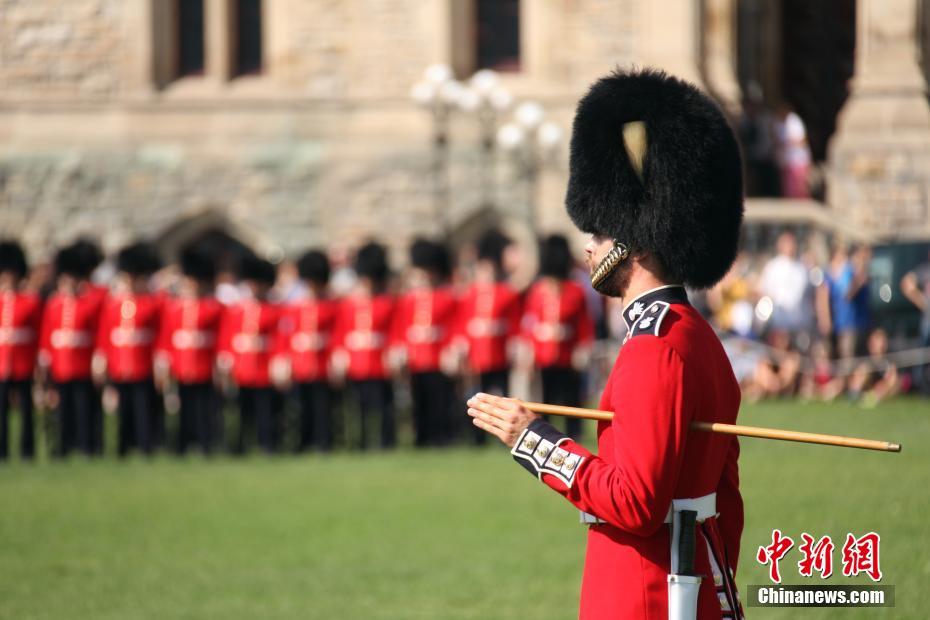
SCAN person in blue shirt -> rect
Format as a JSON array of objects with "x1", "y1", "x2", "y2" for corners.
[{"x1": 817, "y1": 244, "x2": 870, "y2": 362}]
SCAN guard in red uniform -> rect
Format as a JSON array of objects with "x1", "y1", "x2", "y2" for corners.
[
  {"x1": 96, "y1": 242, "x2": 163, "y2": 456},
  {"x1": 390, "y1": 239, "x2": 457, "y2": 446},
  {"x1": 217, "y1": 254, "x2": 281, "y2": 453},
  {"x1": 0, "y1": 241, "x2": 42, "y2": 461},
  {"x1": 275, "y1": 249, "x2": 338, "y2": 452},
  {"x1": 157, "y1": 246, "x2": 223, "y2": 454},
  {"x1": 39, "y1": 240, "x2": 106, "y2": 457},
  {"x1": 522, "y1": 234, "x2": 594, "y2": 439},
  {"x1": 468, "y1": 69, "x2": 745, "y2": 619},
  {"x1": 331, "y1": 242, "x2": 396, "y2": 450},
  {"x1": 455, "y1": 230, "x2": 521, "y2": 444}
]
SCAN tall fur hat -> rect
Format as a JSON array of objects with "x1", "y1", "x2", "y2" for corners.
[
  {"x1": 476, "y1": 229, "x2": 511, "y2": 269},
  {"x1": 539, "y1": 234, "x2": 573, "y2": 280},
  {"x1": 0, "y1": 240, "x2": 28, "y2": 278},
  {"x1": 410, "y1": 238, "x2": 451, "y2": 279},
  {"x1": 180, "y1": 245, "x2": 217, "y2": 282},
  {"x1": 354, "y1": 241, "x2": 389, "y2": 284},
  {"x1": 566, "y1": 68, "x2": 743, "y2": 288},
  {"x1": 55, "y1": 238, "x2": 103, "y2": 279},
  {"x1": 116, "y1": 241, "x2": 163, "y2": 277},
  {"x1": 236, "y1": 253, "x2": 277, "y2": 286},
  {"x1": 296, "y1": 249, "x2": 331, "y2": 285}
]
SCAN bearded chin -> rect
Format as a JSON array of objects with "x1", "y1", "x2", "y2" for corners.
[{"x1": 592, "y1": 257, "x2": 632, "y2": 298}]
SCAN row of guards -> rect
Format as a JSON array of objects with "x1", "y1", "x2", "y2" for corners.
[{"x1": 0, "y1": 230, "x2": 598, "y2": 459}]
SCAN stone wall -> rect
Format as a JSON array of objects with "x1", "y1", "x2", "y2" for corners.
[
  {"x1": 0, "y1": 98, "x2": 576, "y2": 264},
  {"x1": 0, "y1": 0, "x2": 124, "y2": 100}
]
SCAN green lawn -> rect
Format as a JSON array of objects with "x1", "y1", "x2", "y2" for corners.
[{"x1": 0, "y1": 398, "x2": 927, "y2": 619}]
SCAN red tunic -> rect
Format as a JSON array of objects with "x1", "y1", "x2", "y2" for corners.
[
  {"x1": 217, "y1": 300, "x2": 280, "y2": 388},
  {"x1": 332, "y1": 294, "x2": 395, "y2": 381},
  {"x1": 39, "y1": 285, "x2": 107, "y2": 382},
  {"x1": 456, "y1": 282, "x2": 521, "y2": 374},
  {"x1": 0, "y1": 290, "x2": 43, "y2": 381},
  {"x1": 276, "y1": 298, "x2": 339, "y2": 383},
  {"x1": 521, "y1": 279, "x2": 594, "y2": 368},
  {"x1": 96, "y1": 292, "x2": 163, "y2": 382},
  {"x1": 390, "y1": 287, "x2": 457, "y2": 374},
  {"x1": 511, "y1": 286, "x2": 743, "y2": 619},
  {"x1": 157, "y1": 296, "x2": 224, "y2": 385}
]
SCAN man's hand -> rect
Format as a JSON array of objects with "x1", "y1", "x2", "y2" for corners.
[{"x1": 466, "y1": 393, "x2": 539, "y2": 448}]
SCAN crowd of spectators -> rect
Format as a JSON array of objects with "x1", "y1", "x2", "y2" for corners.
[{"x1": 706, "y1": 230, "x2": 930, "y2": 407}]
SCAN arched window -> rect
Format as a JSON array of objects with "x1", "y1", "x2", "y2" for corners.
[
  {"x1": 177, "y1": 0, "x2": 205, "y2": 77},
  {"x1": 233, "y1": 0, "x2": 263, "y2": 76},
  {"x1": 475, "y1": 0, "x2": 520, "y2": 72}
]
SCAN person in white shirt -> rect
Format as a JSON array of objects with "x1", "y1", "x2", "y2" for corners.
[{"x1": 757, "y1": 231, "x2": 812, "y2": 336}]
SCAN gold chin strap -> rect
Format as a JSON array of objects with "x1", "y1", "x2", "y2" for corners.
[{"x1": 590, "y1": 241, "x2": 629, "y2": 291}]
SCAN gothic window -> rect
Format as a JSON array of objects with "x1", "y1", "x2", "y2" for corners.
[
  {"x1": 475, "y1": 0, "x2": 520, "y2": 72},
  {"x1": 177, "y1": 0, "x2": 205, "y2": 77},
  {"x1": 233, "y1": 0, "x2": 263, "y2": 76}
]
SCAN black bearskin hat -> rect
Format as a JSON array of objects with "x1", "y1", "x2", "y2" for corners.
[
  {"x1": 116, "y1": 241, "x2": 163, "y2": 277},
  {"x1": 410, "y1": 238, "x2": 451, "y2": 279},
  {"x1": 236, "y1": 253, "x2": 277, "y2": 286},
  {"x1": 355, "y1": 242, "x2": 389, "y2": 284},
  {"x1": 296, "y1": 249, "x2": 331, "y2": 285},
  {"x1": 539, "y1": 234, "x2": 573, "y2": 280},
  {"x1": 180, "y1": 245, "x2": 217, "y2": 283},
  {"x1": 55, "y1": 238, "x2": 103, "y2": 279},
  {"x1": 566, "y1": 68, "x2": 743, "y2": 288},
  {"x1": 476, "y1": 229, "x2": 511, "y2": 269},
  {"x1": 0, "y1": 240, "x2": 28, "y2": 278}
]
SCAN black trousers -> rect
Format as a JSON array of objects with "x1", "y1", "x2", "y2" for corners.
[
  {"x1": 177, "y1": 382, "x2": 217, "y2": 455},
  {"x1": 540, "y1": 366, "x2": 584, "y2": 439},
  {"x1": 56, "y1": 380, "x2": 102, "y2": 457},
  {"x1": 0, "y1": 379, "x2": 35, "y2": 460},
  {"x1": 237, "y1": 386, "x2": 281, "y2": 454},
  {"x1": 475, "y1": 369, "x2": 510, "y2": 445},
  {"x1": 410, "y1": 371, "x2": 453, "y2": 447},
  {"x1": 115, "y1": 381, "x2": 158, "y2": 456},
  {"x1": 296, "y1": 381, "x2": 333, "y2": 452},
  {"x1": 349, "y1": 379, "x2": 394, "y2": 450}
]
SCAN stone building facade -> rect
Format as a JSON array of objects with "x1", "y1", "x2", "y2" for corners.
[{"x1": 0, "y1": 0, "x2": 928, "y2": 265}]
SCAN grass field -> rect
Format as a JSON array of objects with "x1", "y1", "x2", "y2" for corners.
[{"x1": 1, "y1": 397, "x2": 928, "y2": 619}]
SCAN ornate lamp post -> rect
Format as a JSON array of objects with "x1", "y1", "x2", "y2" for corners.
[
  {"x1": 411, "y1": 64, "x2": 462, "y2": 234},
  {"x1": 497, "y1": 101, "x2": 563, "y2": 228},
  {"x1": 455, "y1": 69, "x2": 514, "y2": 210}
]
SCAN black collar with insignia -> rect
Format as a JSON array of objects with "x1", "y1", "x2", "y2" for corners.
[{"x1": 621, "y1": 285, "x2": 690, "y2": 336}]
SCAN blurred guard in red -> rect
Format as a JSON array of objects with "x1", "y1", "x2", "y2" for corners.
[
  {"x1": 275, "y1": 249, "x2": 338, "y2": 452},
  {"x1": 455, "y1": 230, "x2": 521, "y2": 444},
  {"x1": 468, "y1": 70, "x2": 745, "y2": 619},
  {"x1": 40, "y1": 240, "x2": 106, "y2": 457},
  {"x1": 391, "y1": 239, "x2": 457, "y2": 447},
  {"x1": 218, "y1": 254, "x2": 281, "y2": 453},
  {"x1": 96, "y1": 242, "x2": 164, "y2": 456},
  {"x1": 157, "y1": 246, "x2": 223, "y2": 454},
  {"x1": 521, "y1": 234, "x2": 594, "y2": 439},
  {"x1": 0, "y1": 241, "x2": 42, "y2": 460},
  {"x1": 331, "y1": 242, "x2": 396, "y2": 450}
]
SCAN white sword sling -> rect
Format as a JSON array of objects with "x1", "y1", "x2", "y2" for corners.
[{"x1": 667, "y1": 493, "x2": 716, "y2": 620}]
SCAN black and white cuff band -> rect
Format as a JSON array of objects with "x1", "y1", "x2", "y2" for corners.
[{"x1": 511, "y1": 419, "x2": 584, "y2": 488}]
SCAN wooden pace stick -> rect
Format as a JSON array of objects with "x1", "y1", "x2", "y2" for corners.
[{"x1": 521, "y1": 401, "x2": 902, "y2": 453}]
